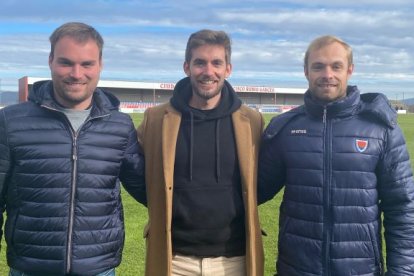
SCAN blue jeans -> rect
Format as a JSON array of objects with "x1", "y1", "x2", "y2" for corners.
[{"x1": 9, "y1": 267, "x2": 115, "y2": 276}]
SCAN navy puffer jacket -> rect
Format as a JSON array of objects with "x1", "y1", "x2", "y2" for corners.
[
  {"x1": 0, "y1": 81, "x2": 146, "y2": 275},
  {"x1": 258, "y1": 86, "x2": 414, "y2": 276}
]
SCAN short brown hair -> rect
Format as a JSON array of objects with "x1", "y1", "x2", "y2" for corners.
[
  {"x1": 185, "y1": 29, "x2": 232, "y2": 64},
  {"x1": 49, "y1": 22, "x2": 104, "y2": 60},
  {"x1": 304, "y1": 35, "x2": 353, "y2": 69}
]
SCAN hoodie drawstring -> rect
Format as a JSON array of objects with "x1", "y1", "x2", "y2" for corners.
[
  {"x1": 215, "y1": 119, "x2": 221, "y2": 181},
  {"x1": 189, "y1": 112, "x2": 194, "y2": 181},
  {"x1": 188, "y1": 112, "x2": 221, "y2": 183}
]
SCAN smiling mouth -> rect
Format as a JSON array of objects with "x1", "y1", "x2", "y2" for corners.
[
  {"x1": 318, "y1": 83, "x2": 337, "y2": 88},
  {"x1": 199, "y1": 79, "x2": 217, "y2": 85},
  {"x1": 64, "y1": 81, "x2": 87, "y2": 87}
]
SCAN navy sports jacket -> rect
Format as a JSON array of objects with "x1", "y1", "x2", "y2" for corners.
[
  {"x1": 259, "y1": 86, "x2": 414, "y2": 275},
  {"x1": 0, "y1": 80, "x2": 146, "y2": 275}
]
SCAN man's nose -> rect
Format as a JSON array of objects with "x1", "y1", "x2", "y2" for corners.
[{"x1": 70, "y1": 65, "x2": 82, "y2": 79}]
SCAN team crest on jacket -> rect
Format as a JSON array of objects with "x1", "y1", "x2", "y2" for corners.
[{"x1": 355, "y1": 139, "x2": 368, "y2": 152}]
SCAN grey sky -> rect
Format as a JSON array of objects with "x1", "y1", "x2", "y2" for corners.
[{"x1": 0, "y1": 0, "x2": 413, "y2": 100}]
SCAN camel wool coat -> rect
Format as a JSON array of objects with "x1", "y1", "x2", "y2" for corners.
[{"x1": 138, "y1": 102, "x2": 265, "y2": 276}]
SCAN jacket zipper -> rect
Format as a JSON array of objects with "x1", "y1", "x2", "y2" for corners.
[
  {"x1": 41, "y1": 104, "x2": 79, "y2": 274},
  {"x1": 64, "y1": 114, "x2": 109, "y2": 274},
  {"x1": 322, "y1": 107, "x2": 332, "y2": 276},
  {"x1": 66, "y1": 129, "x2": 78, "y2": 274}
]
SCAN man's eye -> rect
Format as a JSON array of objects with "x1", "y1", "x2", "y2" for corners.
[
  {"x1": 59, "y1": 61, "x2": 72, "y2": 66},
  {"x1": 312, "y1": 65, "x2": 324, "y2": 70}
]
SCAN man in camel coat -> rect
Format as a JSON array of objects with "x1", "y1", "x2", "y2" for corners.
[{"x1": 138, "y1": 29, "x2": 264, "y2": 276}]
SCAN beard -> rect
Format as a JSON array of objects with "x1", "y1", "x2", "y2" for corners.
[
  {"x1": 190, "y1": 77, "x2": 225, "y2": 101},
  {"x1": 51, "y1": 76, "x2": 96, "y2": 108},
  {"x1": 192, "y1": 86, "x2": 222, "y2": 100}
]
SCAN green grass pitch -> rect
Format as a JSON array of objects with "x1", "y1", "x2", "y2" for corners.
[{"x1": 1, "y1": 113, "x2": 413, "y2": 275}]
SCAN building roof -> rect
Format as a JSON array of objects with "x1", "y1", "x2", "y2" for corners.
[{"x1": 24, "y1": 77, "x2": 306, "y2": 95}]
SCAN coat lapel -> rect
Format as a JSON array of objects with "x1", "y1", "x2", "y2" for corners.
[
  {"x1": 232, "y1": 109, "x2": 253, "y2": 191},
  {"x1": 162, "y1": 106, "x2": 181, "y2": 190},
  {"x1": 161, "y1": 106, "x2": 181, "y2": 228}
]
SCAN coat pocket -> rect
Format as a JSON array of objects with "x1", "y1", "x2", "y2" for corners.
[
  {"x1": 279, "y1": 213, "x2": 291, "y2": 239},
  {"x1": 367, "y1": 224, "x2": 382, "y2": 275},
  {"x1": 5, "y1": 209, "x2": 20, "y2": 246},
  {"x1": 143, "y1": 222, "x2": 150, "y2": 239}
]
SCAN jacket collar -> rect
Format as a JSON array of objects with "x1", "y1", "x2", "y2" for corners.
[
  {"x1": 29, "y1": 80, "x2": 120, "y2": 118},
  {"x1": 304, "y1": 85, "x2": 360, "y2": 120},
  {"x1": 303, "y1": 85, "x2": 396, "y2": 128}
]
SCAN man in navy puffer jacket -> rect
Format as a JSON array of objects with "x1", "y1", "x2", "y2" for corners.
[
  {"x1": 258, "y1": 35, "x2": 414, "y2": 275},
  {"x1": 0, "y1": 22, "x2": 146, "y2": 275}
]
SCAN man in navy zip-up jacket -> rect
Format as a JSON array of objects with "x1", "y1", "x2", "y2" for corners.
[
  {"x1": 258, "y1": 35, "x2": 414, "y2": 275},
  {"x1": 0, "y1": 22, "x2": 146, "y2": 275}
]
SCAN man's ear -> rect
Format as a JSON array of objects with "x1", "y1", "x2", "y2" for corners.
[
  {"x1": 225, "y1": 63, "x2": 232, "y2": 78},
  {"x1": 183, "y1": 62, "x2": 190, "y2": 76},
  {"x1": 48, "y1": 54, "x2": 53, "y2": 69},
  {"x1": 304, "y1": 66, "x2": 309, "y2": 81},
  {"x1": 347, "y1": 63, "x2": 354, "y2": 77}
]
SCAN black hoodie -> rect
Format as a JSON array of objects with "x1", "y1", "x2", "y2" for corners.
[{"x1": 170, "y1": 77, "x2": 246, "y2": 257}]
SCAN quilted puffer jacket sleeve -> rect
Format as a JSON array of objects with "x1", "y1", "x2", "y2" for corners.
[
  {"x1": 258, "y1": 112, "x2": 294, "y2": 205},
  {"x1": 377, "y1": 125, "x2": 414, "y2": 275},
  {"x1": 257, "y1": 110, "x2": 302, "y2": 205},
  {"x1": 119, "y1": 118, "x2": 147, "y2": 205},
  {"x1": 0, "y1": 109, "x2": 11, "y2": 251},
  {"x1": 257, "y1": 133, "x2": 286, "y2": 205}
]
